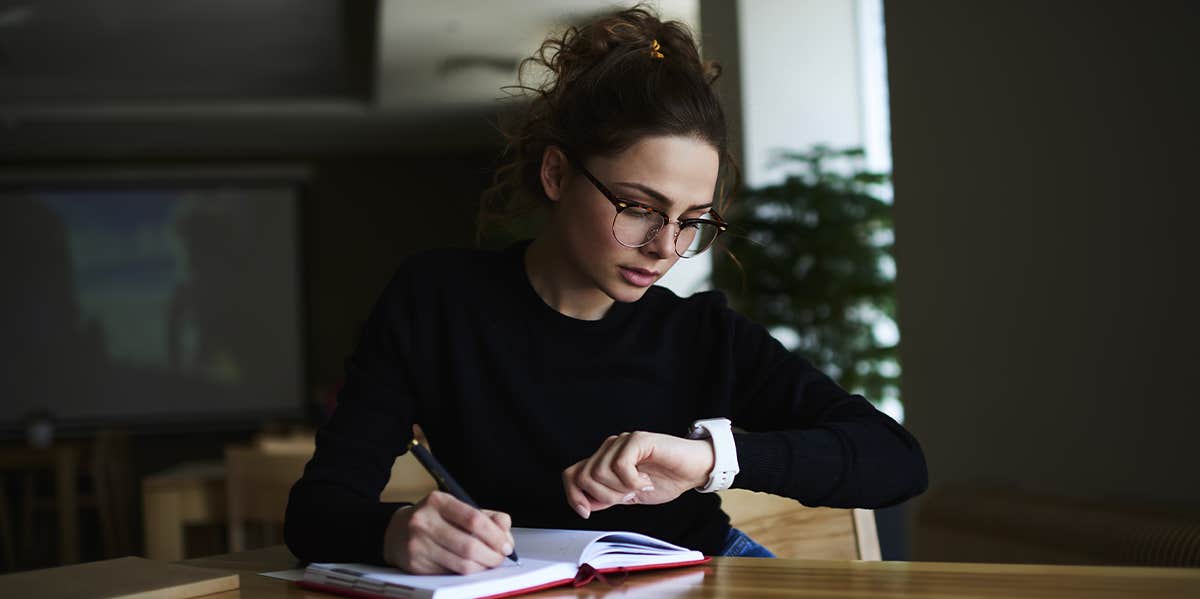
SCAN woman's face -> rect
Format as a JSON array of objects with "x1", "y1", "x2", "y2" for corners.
[{"x1": 546, "y1": 134, "x2": 721, "y2": 304}]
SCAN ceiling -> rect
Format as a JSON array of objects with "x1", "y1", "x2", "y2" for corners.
[
  {"x1": 0, "y1": 0, "x2": 699, "y2": 110},
  {"x1": 0, "y1": 0, "x2": 361, "y2": 104},
  {"x1": 0, "y1": 0, "x2": 700, "y2": 157},
  {"x1": 374, "y1": 0, "x2": 698, "y2": 112}
]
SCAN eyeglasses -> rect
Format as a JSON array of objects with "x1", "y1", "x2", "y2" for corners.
[{"x1": 566, "y1": 153, "x2": 729, "y2": 258}]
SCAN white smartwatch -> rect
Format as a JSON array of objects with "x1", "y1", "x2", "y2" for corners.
[{"x1": 686, "y1": 417, "x2": 740, "y2": 493}]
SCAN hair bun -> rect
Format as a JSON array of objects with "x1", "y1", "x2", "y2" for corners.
[{"x1": 478, "y1": 4, "x2": 739, "y2": 242}]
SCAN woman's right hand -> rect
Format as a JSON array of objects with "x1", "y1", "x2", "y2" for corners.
[{"x1": 382, "y1": 490, "x2": 515, "y2": 574}]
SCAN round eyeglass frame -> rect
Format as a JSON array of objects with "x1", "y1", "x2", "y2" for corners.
[{"x1": 564, "y1": 152, "x2": 729, "y2": 258}]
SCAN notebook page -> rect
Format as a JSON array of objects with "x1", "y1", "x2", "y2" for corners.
[
  {"x1": 586, "y1": 551, "x2": 706, "y2": 570},
  {"x1": 510, "y1": 527, "x2": 613, "y2": 563},
  {"x1": 581, "y1": 531, "x2": 702, "y2": 565},
  {"x1": 512, "y1": 528, "x2": 703, "y2": 568}
]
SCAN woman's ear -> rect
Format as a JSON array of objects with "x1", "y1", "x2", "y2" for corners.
[{"x1": 540, "y1": 145, "x2": 569, "y2": 203}]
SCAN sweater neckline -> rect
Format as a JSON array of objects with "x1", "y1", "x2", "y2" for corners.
[{"x1": 504, "y1": 239, "x2": 634, "y2": 331}]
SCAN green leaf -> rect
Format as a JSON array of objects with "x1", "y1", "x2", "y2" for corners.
[{"x1": 714, "y1": 145, "x2": 901, "y2": 409}]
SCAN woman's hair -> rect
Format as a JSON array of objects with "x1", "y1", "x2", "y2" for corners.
[{"x1": 477, "y1": 3, "x2": 738, "y2": 241}]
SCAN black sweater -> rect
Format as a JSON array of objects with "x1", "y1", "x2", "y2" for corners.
[{"x1": 284, "y1": 239, "x2": 927, "y2": 561}]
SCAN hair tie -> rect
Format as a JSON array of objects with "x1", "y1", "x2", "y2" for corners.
[{"x1": 649, "y1": 39, "x2": 664, "y2": 60}]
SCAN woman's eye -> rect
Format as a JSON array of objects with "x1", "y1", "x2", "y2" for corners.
[{"x1": 627, "y1": 207, "x2": 655, "y2": 219}]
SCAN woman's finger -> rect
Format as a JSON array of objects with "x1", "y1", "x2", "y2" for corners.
[
  {"x1": 565, "y1": 460, "x2": 619, "y2": 515},
  {"x1": 582, "y1": 434, "x2": 638, "y2": 501},
  {"x1": 608, "y1": 432, "x2": 652, "y2": 492},
  {"x1": 432, "y1": 492, "x2": 512, "y2": 560},
  {"x1": 574, "y1": 465, "x2": 629, "y2": 510},
  {"x1": 582, "y1": 435, "x2": 619, "y2": 481},
  {"x1": 427, "y1": 513, "x2": 505, "y2": 572},
  {"x1": 583, "y1": 439, "x2": 634, "y2": 505},
  {"x1": 562, "y1": 462, "x2": 594, "y2": 519},
  {"x1": 564, "y1": 441, "x2": 619, "y2": 511},
  {"x1": 588, "y1": 432, "x2": 635, "y2": 494},
  {"x1": 482, "y1": 509, "x2": 515, "y2": 548},
  {"x1": 424, "y1": 532, "x2": 494, "y2": 575},
  {"x1": 404, "y1": 502, "x2": 491, "y2": 574},
  {"x1": 481, "y1": 509, "x2": 512, "y2": 529}
]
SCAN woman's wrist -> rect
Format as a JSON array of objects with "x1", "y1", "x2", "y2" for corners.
[{"x1": 689, "y1": 437, "x2": 716, "y2": 489}]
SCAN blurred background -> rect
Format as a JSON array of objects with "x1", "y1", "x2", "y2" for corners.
[{"x1": 1, "y1": 0, "x2": 1197, "y2": 573}]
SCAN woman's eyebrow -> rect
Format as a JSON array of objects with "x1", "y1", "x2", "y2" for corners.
[{"x1": 613, "y1": 181, "x2": 712, "y2": 213}]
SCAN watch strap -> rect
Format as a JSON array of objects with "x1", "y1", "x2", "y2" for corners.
[{"x1": 687, "y1": 418, "x2": 740, "y2": 493}]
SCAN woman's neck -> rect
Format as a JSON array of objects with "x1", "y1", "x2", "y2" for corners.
[{"x1": 524, "y1": 234, "x2": 616, "y2": 321}]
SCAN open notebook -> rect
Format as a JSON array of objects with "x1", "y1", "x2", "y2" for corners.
[{"x1": 298, "y1": 527, "x2": 710, "y2": 599}]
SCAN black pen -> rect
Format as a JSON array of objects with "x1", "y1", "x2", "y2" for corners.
[{"x1": 407, "y1": 438, "x2": 520, "y2": 565}]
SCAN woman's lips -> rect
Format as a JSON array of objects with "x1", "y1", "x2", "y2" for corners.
[{"x1": 619, "y1": 266, "x2": 659, "y2": 287}]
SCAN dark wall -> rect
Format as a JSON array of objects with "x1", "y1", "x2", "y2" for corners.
[
  {"x1": 1, "y1": 124, "x2": 500, "y2": 562},
  {"x1": 1, "y1": 148, "x2": 498, "y2": 427},
  {"x1": 885, "y1": 0, "x2": 1200, "y2": 510},
  {"x1": 302, "y1": 152, "x2": 495, "y2": 391}
]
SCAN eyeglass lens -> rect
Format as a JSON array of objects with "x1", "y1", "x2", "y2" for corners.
[{"x1": 612, "y1": 208, "x2": 719, "y2": 258}]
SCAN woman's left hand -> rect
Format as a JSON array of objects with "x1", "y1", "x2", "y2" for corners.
[{"x1": 562, "y1": 431, "x2": 715, "y2": 519}]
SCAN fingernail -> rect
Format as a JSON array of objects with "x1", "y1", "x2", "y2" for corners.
[
  {"x1": 502, "y1": 543, "x2": 513, "y2": 555},
  {"x1": 622, "y1": 492, "x2": 637, "y2": 503},
  {"x1": 641, "y1": 486, "x2": 655, "y2": 492},
  {"x1": 576, "y1": 503, "x2": 590, "y2": 519}
]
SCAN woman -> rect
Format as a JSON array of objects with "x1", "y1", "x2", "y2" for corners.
[{"x1": 284, "y1": 5, "x2": 926, "y2": 574}]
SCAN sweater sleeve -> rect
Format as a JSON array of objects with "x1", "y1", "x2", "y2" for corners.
[
  {"x1": 721, "y1": 300, "x2": 928, "y2": 508},
  {"x1": 284, "y1": 268, "x2": 419, "y2": 565}
]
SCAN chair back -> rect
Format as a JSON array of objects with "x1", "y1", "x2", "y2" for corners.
[
  {"x1": 225, "y1": 432, "x2": 437, "y2": 551},
  {"x1": 89, "y1": 429, "x2": 134, "y2": 558},
  {"x1": 718, "y1": 489, "x2": 880, "y2": 560}
]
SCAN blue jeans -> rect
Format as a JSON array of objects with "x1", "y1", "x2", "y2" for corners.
[{"x1": 720, "y1": 527, "x2": 776, "y2": 557}]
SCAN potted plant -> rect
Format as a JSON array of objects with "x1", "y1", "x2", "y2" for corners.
[{"x1": 714, "y1": 146, "x2": 900, "y2": 416}]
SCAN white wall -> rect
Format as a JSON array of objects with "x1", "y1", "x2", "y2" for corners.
[
  {"x1": 664, "y1": 0, "x2": 876, "y2": 296},
  {"x1": 738, "y1": 0, "x2": 864, "y2": 188}
]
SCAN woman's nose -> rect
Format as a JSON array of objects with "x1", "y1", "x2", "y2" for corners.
[{"x1": 643, "y1": 221, "x2": 678, "y2": 258}]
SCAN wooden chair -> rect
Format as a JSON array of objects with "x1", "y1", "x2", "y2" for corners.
[
  {"x1": 9, "y1": 444, "x2": 80, "y2": 567},
  {"x1": 718, "y1": 489, "x2": 880, "y2": 560},
  {"x1": 141, "y1": 460, "x2": 227, "y2": 562},
  {"x1": 224, "y1": 443, "x2": 306, "y2": 552},
  {"x1": 12, "y1": 430, "x2": 133, "y2": 567},
  {"x1": 225, "y1": 428, "x2": 437, "y2": 552},
  {"x1": 89, "y1": 429, "x2": 134, "y2": 559}
]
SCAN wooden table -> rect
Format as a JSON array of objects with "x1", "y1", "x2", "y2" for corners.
[
  {"x1": 183, "y1": 544, "x2": 1200, "y2": 598},
  {"x1": 0, "y1": 445, "x2": 80, "y2": 564}
]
